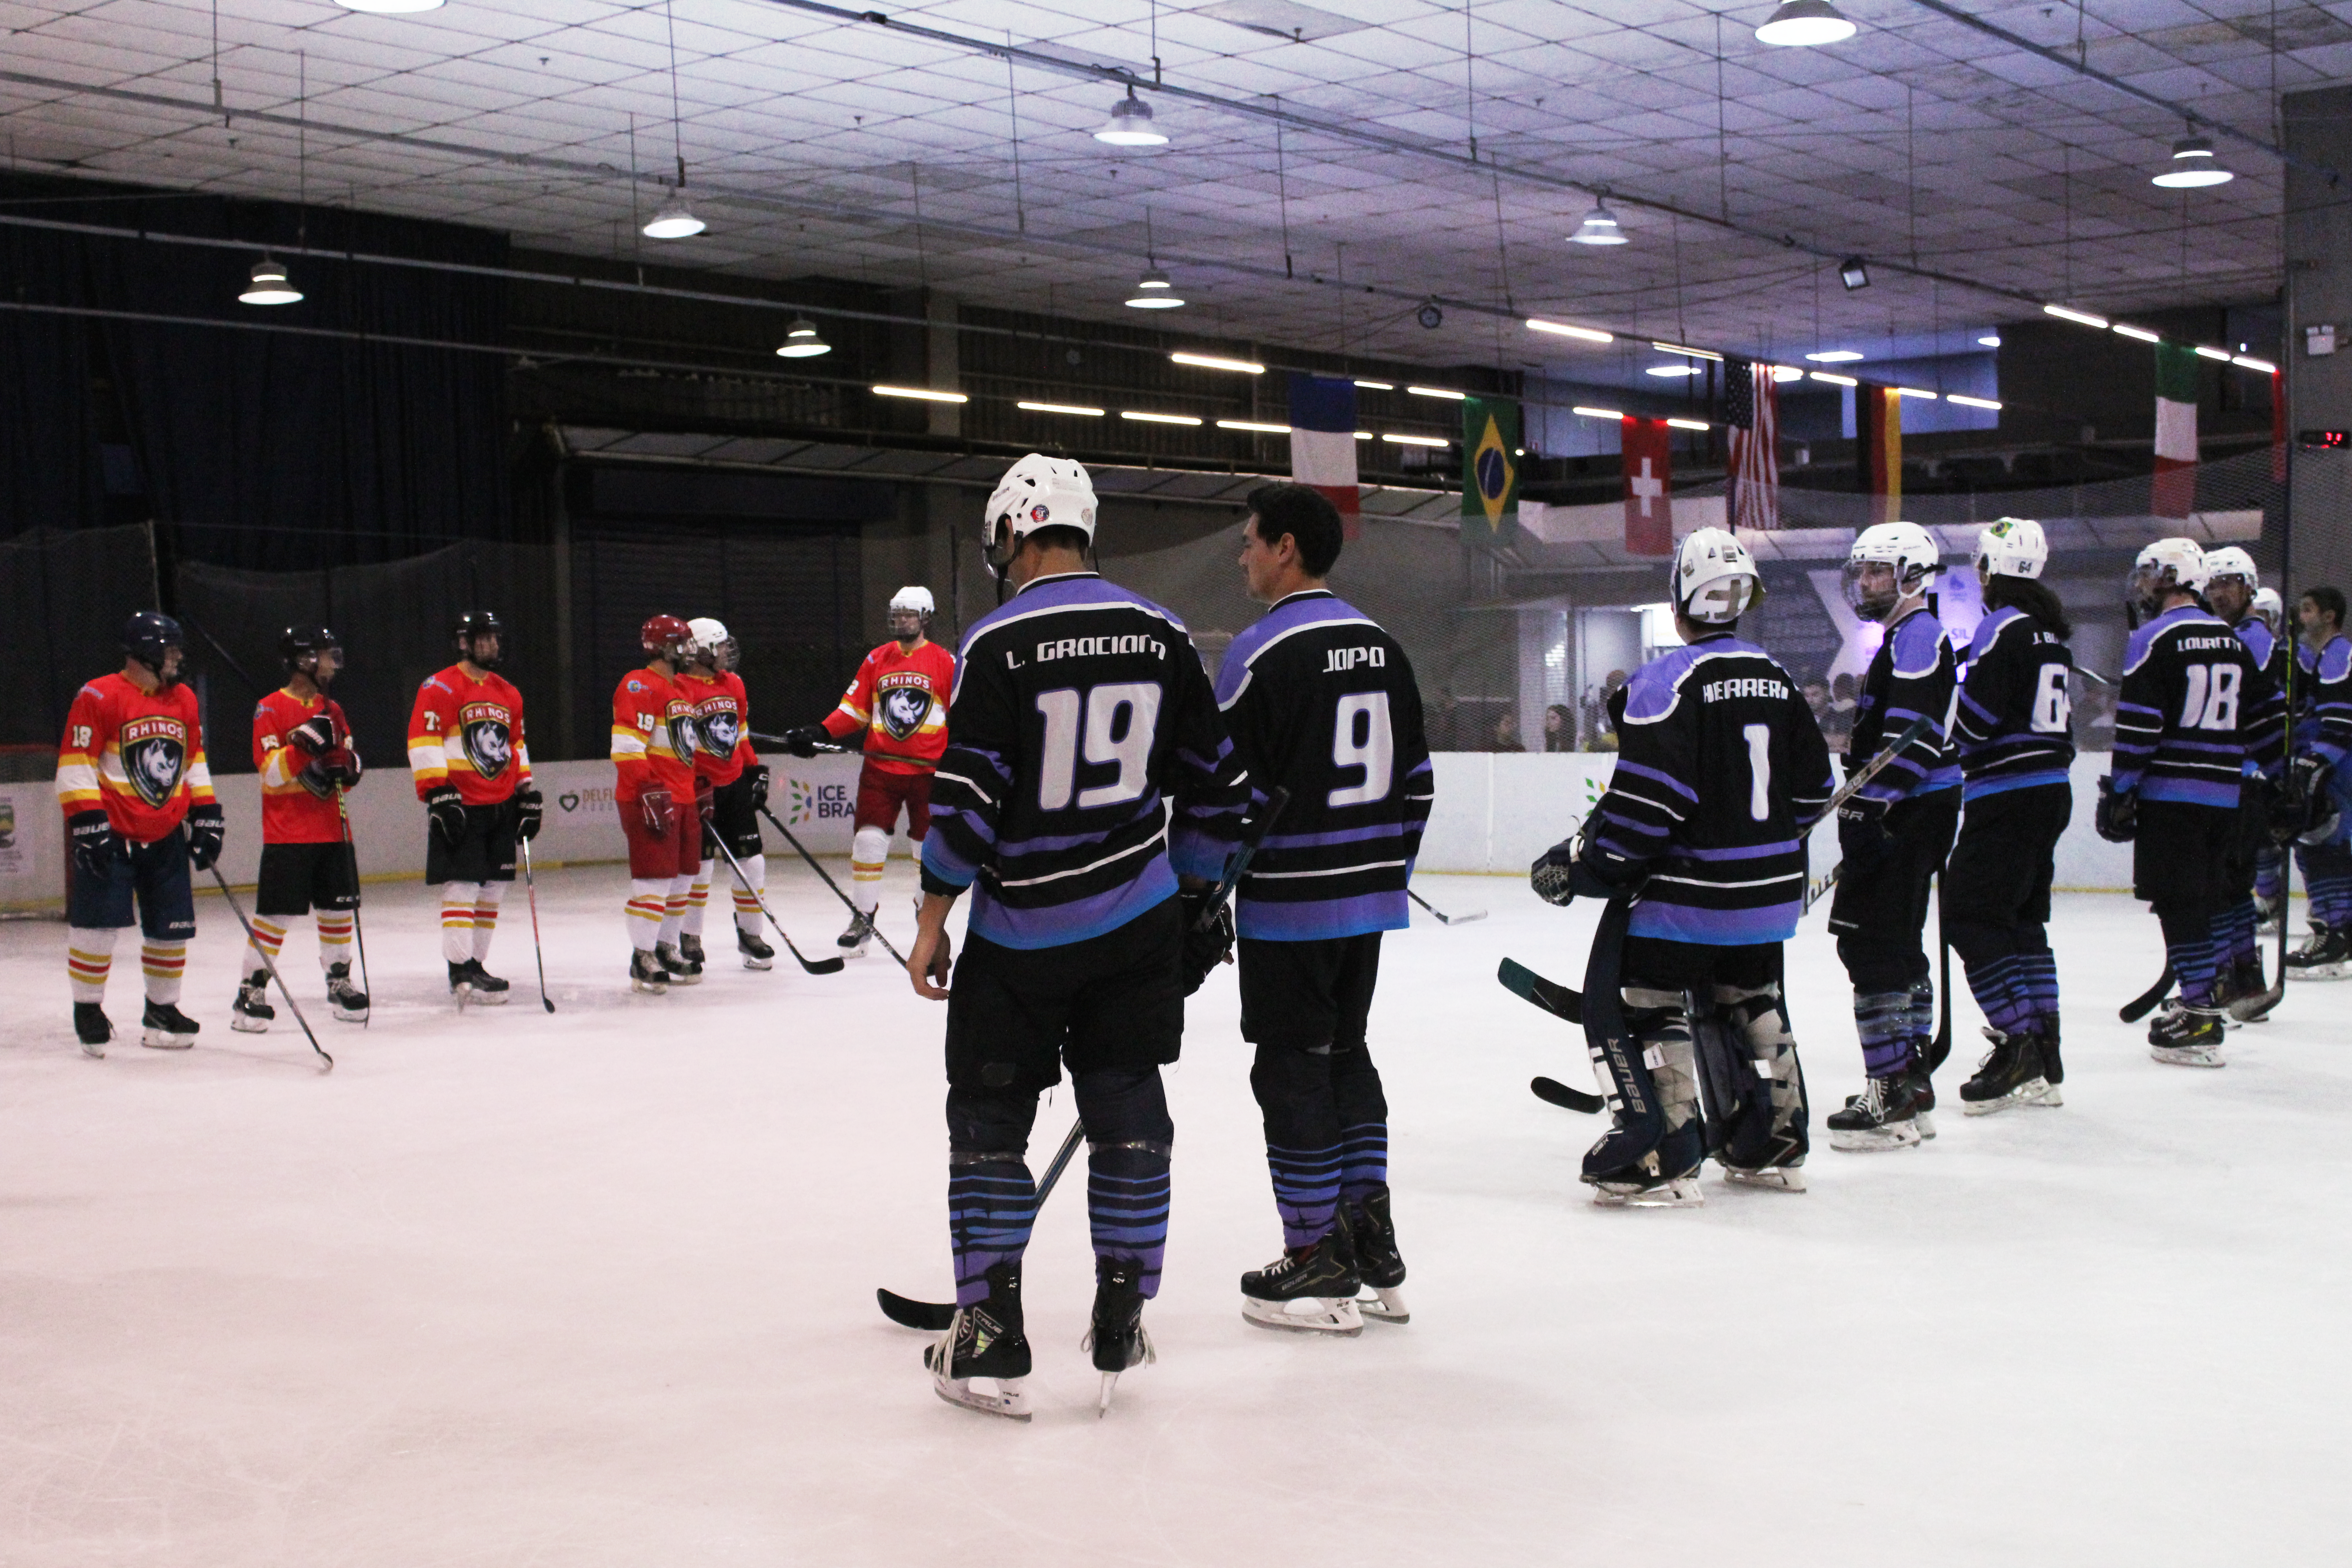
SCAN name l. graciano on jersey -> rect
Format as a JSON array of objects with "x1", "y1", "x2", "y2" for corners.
[
  {"x1": 1010, "y1": 633, "x2": 1168, "y2": 666},
  {"x1": 1701, "y1": 676, "x2": 1790, "y2": 702}
]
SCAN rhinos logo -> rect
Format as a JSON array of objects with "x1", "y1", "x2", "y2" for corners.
[
  {"x1": 459, "y1": 703, "x2": 513, "y2": 780},
  {"x1": 119, "y1": 718, "x2": 187, "y2": 808},
  {"x1": 701, "y1": 707, "x2": 741, "y2": 758},
  {"x1": 878, "y1": 685, "x2": 933, "y2": 742}
]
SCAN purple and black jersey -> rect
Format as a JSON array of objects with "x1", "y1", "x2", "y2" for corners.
[
  {"x1": 1850, "y1": 606, "x2": 1960, "y2": 803},
  {"x1": 1953, "y1": 606, "x2": 2075, "y2": 800},
  {"x1": 2114, "y1": 605, "x2": 2272, "y2": 808},
  {"x1": 2229, "y1": 615, "x2": 2290, "y2": 779},
  {"x1": 2293, "y1": 633, "x2": 2352, "y2": 767},
  {"x1": 1214, "y1": 589, "x2": 1434, "y2": 941},
  {"x1": 920, "y1": 572, "x2": 1250, "y2": 949},
  {"x1": 1585, "y1": 633, "x2": 1835, "y2": 946}
]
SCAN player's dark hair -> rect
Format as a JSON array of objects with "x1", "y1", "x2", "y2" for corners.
[
  {"x1": 1982, "y1": 574, "x2": 2073, "y2": 639},
  {"x1": 2305, "y1": 585, "x2": 2347, "y2": 628},
  {"x1": 1246, "y1": 482, "x2": 1345, "y2": 577}
]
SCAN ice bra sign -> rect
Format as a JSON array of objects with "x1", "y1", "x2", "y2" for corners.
[{"x1": 785, "y1": 776, "x2": 853, "y2": 828}]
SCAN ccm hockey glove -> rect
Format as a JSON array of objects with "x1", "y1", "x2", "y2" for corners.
[
  {"x1": 424, "y1": 784, "x2": 468, "y2": 845},
  {"x1": 746, "y1": 763, "x2": 771, "y2": 811},
  {"x1": 185, "y1": 802, "x2": 225, "y2": 872},
  {"x1": 289, "y1": 713, "x2": 338, "y2": 755},
  {"x1": 514, "y1": 784, "x2": 544, "y2": 841},
  {"x1": 2094, "y1": 777, "x2": 2137, "y2": 843},
  {"x1": 67, "y1": 809, "x2": 118, "y2": 881}
]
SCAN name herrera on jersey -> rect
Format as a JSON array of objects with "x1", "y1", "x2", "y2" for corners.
[
  {"x1": 1700, "y1": 676, "x2": 1790, "y2": 703},
  {"x1": 1015, "y1": 633, "x2": 1168, "y2": 666}
]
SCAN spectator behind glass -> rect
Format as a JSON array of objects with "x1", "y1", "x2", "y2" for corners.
[
  {"x1": 1493, "y1": 710, "x2": 1526, "y2": 752},
  {"x1": 1544, "y1": 703, "x2": 1573, "y2": 751}
]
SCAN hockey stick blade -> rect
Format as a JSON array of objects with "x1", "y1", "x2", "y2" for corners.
[
  {"x1": 1530, "y1": 1075, "x2": 1604, "y2": 1113},
  {"x1": 710, "y1": 833, "x2": 845, "y2": 975},
  {"x1": 2119, "y1": 965, "x2": 2176, "y2": 1024},
  {"x1": 1408, "y1": 888, "x2": 1487, "y2": 924},
  {"x1": 757, "y1": 803, "x2": 909, "y2": 966},
  {"x1": 877, "y1": 1120, "x2": 1087, "y2": 1329},
  {"x1": 1498, "y1": 957, "x2": 1583, "y2": 1024},
  {"x1": 203, "y1": 854, "x2": 332, "y2": 1072}
]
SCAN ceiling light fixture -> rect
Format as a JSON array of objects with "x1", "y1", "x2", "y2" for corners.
[
  {"x1": 1946, "y1": 394, "x2": 2002, "y2": 410},
  {"x1": 872, "y1": 385, "x2": 969, "y2": 403},
  {"x1": 1571, "y1": 406, "x2": 1624, "y2": 420},
  {"x1": 1839, "y1": 256, "x2": 1870, "y2": 291},
  {"x1": 1809, "y1": 371, "x2": 1858, "y2": 387},
  {"x1": 1217, "y1": 419, "x2": 1291, "y2": 433},
  {"x1": 1771, "y1": 365, "x2": 1804, "y2": 382},
  {"x1": 1651, "y1": 341, "x2": 1722, "y2": 361},
  {"x1": 1095, "y1": 87, "x2": 1168, "y2": 147},
  {"x1": 1527, "y1": 318, "x2": 1614, "y2": 343},
  {"x1": 1894, "y1": 387, "x2": 1939, "y2": 399},
  {"x1": 2193, "y1": 345, "x2": 2234, "y2": 362},
  {"x1": 1126, "y1": 267, "x2": 1184, "y2": 309},
  {"x1": 642, "y1": 196, "x2": 705, "y2": 239},
  {"x1": 2044, "y1": 304, "x2": 2109, "y2": 329},
  {"x1": 1353, "y1": 379, "x2": 1394, "y2": 391},
  {"x1": 1646, "y1": 365, "x2": 1704, "y2": 377},
  {"x1": 1353, "y1": 431, "x2": 1374, "y2": 440},
  {"x1": 238, "y1": 256, "x2": 303, "y2": 306},
  {"x1": 1018, "y1": 401, "x2": 1104, "y2": 416},
  {"x1": 2112, "y1": 323, "x2": 2162, "y2": 343},
  {"x1": 643, "y1": 0, "x2": 705, "y2": 239},
  {"x1": 2152, "y1": 133, "x2": 2232, "y2": 188},
  {"x1": 1171, "y1": 351, "x2": 1265, "y2": 374},
  {"x1": 2234, "y1": 355, "x2": 2277, "y2": 372},
  {"x1": 1416, "y1": 302, "x2": 1445, "y2": 329},
  {"x1": 1122, "y1": 410, "x2": 1203, "y2": 425},
  {"x1": 1978, "y1": 334, "x2": 2002, "y2": 348},
  {"x1": 1382, "y1": 433, "x2": 1450, "y2": 447},
  {"x1": 1755, "y1": 0, "x2": 1857, "y2": 48},
  {"x1": 334, "y1": 0, "x2": 443, "y2": 12},
  {"x1": 1666, "y1": 417, "x2": 1712, "y2": 431},
  {"x1": 775, "y1": 318, "x2": 831, "y2": 358},
  {"x1": 1804, "y1": 349, "x2": 1864, "y2": 363},
  {"x1": 1570, "y1": 200, "x2": 1628, "y2": 245},
  {"x1": 1408, "y1": 386, "x2": 1468, "y2": 400}
]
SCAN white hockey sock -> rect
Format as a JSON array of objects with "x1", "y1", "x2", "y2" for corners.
[
  {"x1": 316, "y1": 911, "x2": 354, "y2": 972},
  {"x1": 659, "y1": 873, "x2": 692, "y2": 946},
  {"x1": 684, "y1": 862, "x2": 714, "y2": 938},
  {"x1": 470, "y1": 882, "x2": 505, "y2": 963},
  {"x1": 66, "y1": 926, "x2": 118, "y2": 1005},
  {"x1": 441, "y1": 882, "x2": 481, "y2": 965},
  {"x1": 245, "y1": 915, "x2": 288, "y2": 981},
  {"x1": 626, "y1": 879, "x2": 667, "y2": 953},
  {"x1": 731, "y1": 853, "x2": 766, "y2": 935},
  {"x1": 141, "y1": 939, "x2": 187, "y2": 1007},
  {"x1": 851, "y1": 825, "x2": 888, "y2": 916}
]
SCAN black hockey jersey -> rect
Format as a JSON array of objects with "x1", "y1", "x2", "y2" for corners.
[
  {"x1": 2114, "y1": 605, "x2": 2277, "y2": 808},
  {"x1": 2230, "y1": 615, "x2": 2290, "y2": 779},
  {"x1": 1214, "y1": 589, "x2": 1435, "y2": 941},
  {"x1": 921, "y1": 572, "x2": 1250, "y2": 949},
  {"x1": 1585, "y1": 632, "x2": 1836, "y2": 946},
  {"x1": 1849, "y1": 606, "x2": 1959, "y2": 801},
  {"x1": 2293, "y1": 632, "x2": 2352, "y2": 768},
  {"x1": 1953, "y1": 605, "x2": 2075, "y2": 800}
]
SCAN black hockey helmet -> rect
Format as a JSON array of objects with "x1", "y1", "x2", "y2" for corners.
[
  {"x1": 454, "y1": 609, "x2": 505, "y2": 670},
  {"x1": 281, "y1": 623, "x2": 343, "y2": 677},
  {"x1": 122, "y1": 610, "x2": 186, "y2": 686}
]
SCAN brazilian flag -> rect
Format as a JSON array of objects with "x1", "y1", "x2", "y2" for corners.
[{"x1": 1461, "y1": 396, "x2": 1520, "y2": 543}]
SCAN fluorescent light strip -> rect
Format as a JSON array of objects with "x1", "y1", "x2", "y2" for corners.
[
  {"x1": 2043, "y1": 304, "x2": 2109, "y2": 329},
  {"x1": 1017, "y1": 401, "x2": 1104, "y2": 416},
  {"x1": 1571, "y1": 405, "x2": 1623, "y2": 420},
  {"x1": 872, "y1": 384, "x2": 968, "y2": 403},
  {"x1": 1382, "y1": 432, "x2": 1450, "y2": 447},
  {"x1": 2234, "y1": 355, "x2": 2277, "y2": 373},
  {"x1": 2112, "y1": 323, "x2": 2161, "y2": 343},
  {"x1": 1808, "y1": 371, "x2": 1858, "y2": 387},
  {"x1": 1946, "y1": 394, "x2": 2001, "y2": 410},
  {"x1": 1652, "y1": 341, "x2": 1723, "y2": 362},
  {"x1": 1666, "y1": 417, "x2": 1711, "y2": 431},
  {"x1": 1407, "y1": 385, "x2": 1468, "y2": 400},
  {"x1": 1122, "y1": 410, "x2": 1204, "y2": 426},
  {"x1": 1216, "y1": 419, "x2": 1291, "y2": 433},
  {"x1": 1894, "y1": 387, "x2": 1938, "y2": 400},
  {"x1": 2194, "y1": 345, "x2": 2234, "y2": 362},
  {"x1": 1171, "y1": 351, "x2": 1265, "y2": 375},
  {"x1": 1525, "y1": 319, "x2": 1613, "y2": 343},
  {"x1": 1353, "y1": 379, "x2": 1394, "y2": 391},
  {"x1": 1353, "y1": 431, "x2": 1374, "y2": 440}
]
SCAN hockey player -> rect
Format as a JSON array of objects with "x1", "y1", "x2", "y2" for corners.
[
  {"x1": 410, "y1": 611, "x2": 539, "y2": 1005},
  {"x1": 235, "y1": 625, "x2": 367, "y2": 1032},
  {"x1": 1943, "y1": 520, "x2": 2073, "y2": 1114},
  {"x1": 2202, "y1": 547, "x2": 2290, "y2": 1013},
  {"x1": 2250, "y1": 587, "x2": 2290, "y2": 932},
  {"x1": 906, "y1": 454, "x2": 1249, "y2": 1419},
  {"x1": 782, "y1": 586, "x2": 955, "y2": 955},
  {"x1": 2096, "y1": 540, "x2": 2273, "y2": 1064},
  {"x1": 1823, "y1": 521, "x2": 1962, "y2": 1152},
  {"x1": 2283, "y1": 586, "x2": 2352, "y2": 977},
  {"x1": 1530, "y1": 529, "x2": 1835, "y2": 1204},
  {"x1": 613, "y1": 614, "x2": 705, "y2": 992},
  {"x1": 678, "y1": 618, "x2": 775, "y2": 970},
  {"x1": 57, "y1": 612, "x2": 224, "y2": 1054},
  {"x1": 1215, "y1": 483, "x2": 1433, "y2": 1333}
]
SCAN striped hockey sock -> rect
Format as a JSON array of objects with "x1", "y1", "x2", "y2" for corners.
[
  {"x1": 2017, "y1": 946, "x2": 2061, "y2": 1034},
  {"x1": 2211, "y1": 898, "x2": 2259, "y2": 968},
  {"x1": 66, "y1": 926, "x2": 117, "y2": 1004},
  {"x1": 625, "y1": 879, "x2": 668, "y2": 953},
  {"x1": 441, "y1": 882, "x2": 480, "y2": 965},
  {"x1": 948, "y1": 1154, "x2": 1037, "y2": 1308},
  {"x1": 658, "y1": 875, "x2": 692, "y2": 946},
  {"x1": 1338, "y1": 1120, "x2": 1389, "y2": 1207},
  {"x1": 683, "y1": 862, "x2": 713, "y2": 938},
  {"x1": 1088, "y1": 1138, "x2": 1171, "y2": 1300},
  {"x1": 2166, "y1": 935, "x2": 2220, "y2": 1008},
  {"x1": 2255, "y1": 847, "x2": 2285, "y2": 905},
  {"x1": 316, "y1": 911, "x2": 354, "y2": 971},
  {"x1": 1854, "y1": 989, "x2": 1916, "y2": 1078},
  {"x1": 730, "y1": 853, "x2": 766, "y2": 935},
  {"x1": 141, "y1": 940, "x2": 187, "y2": 1006},
  {"x1": 245, "y1": 916, "x2": 288, "y2": 981},
  {"x1": 470, "y1": 882, "x2": 504, "y2": 963},
  {"x1": 1264, "y1": 1140, "x2": 1342, "y2": 1251},
  {"x1": 1961, "y1": 953, "x2": 2035, "y2": 1038}
]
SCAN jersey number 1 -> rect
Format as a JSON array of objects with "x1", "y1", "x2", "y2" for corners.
[{"x1": 1741, "y1": 724, "x2": 1771, "y2": 822}]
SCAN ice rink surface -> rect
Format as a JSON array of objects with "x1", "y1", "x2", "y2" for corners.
[{"x1": 2, "y1": 863, "x2": 2347, "y2": 1567}]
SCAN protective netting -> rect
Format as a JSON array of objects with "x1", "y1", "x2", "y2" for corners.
[{"x1": 0, "y1": 524, "x2": 160, "y2": 775}]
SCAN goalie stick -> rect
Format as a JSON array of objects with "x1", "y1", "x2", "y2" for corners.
[
  {"x1": 1408, "y1": 888, "x2": 1487, "y2": 925},
  {"x1": 1495, "y1": 959, "x2": 1605, "y2": 1112}
]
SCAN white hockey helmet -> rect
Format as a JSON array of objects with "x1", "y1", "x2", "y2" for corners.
[
  {"x1": 983, "y1": 454, "x2": 1098, "y2": 570},
  {"x1": 2254, "y1": 585, "x2": 2285, "y2": 630},
  {"x1": 687, "y1": 616, "x2": 736, "y2": 671},
  {"x1": 1672, "y1": 526, "x2": 1764, "y2": 626},
  {"x1": 1975, "y1": 517, "x2": 2048, "y2": 580},
  {"x1": 2202, "y1": 545, "x2": 2259, "y2": 588},
  {"x1": 2128, "y1": 536, "x2": 2209, "y2": 611},
  {"x1": 889, "y1": 585, "x2": 935, "y2": 617},
  {"x1": 1843, "y1": 520, "x2": 1939, "y2": 616}
]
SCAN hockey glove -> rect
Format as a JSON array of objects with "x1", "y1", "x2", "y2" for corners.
[
  {"x1": 1178, "y1": 887, "x2": 1236, "y2": 996},
  {"x1": 288, "y1": 713, "x2": 338, "y2": 756},
  {"x1": 185, "y1": 802, "x2": 225, "y2": 872},
  {"x1": 640, "y1": 787, "x2": 675, "y2": 836},
  {"x1": 696, "y1": 777, "x2": 716, "y2": 824},
  {"x1": 2094, "y1": 777, "x2": 2137, "y2": 843},
  {"x1": 1530, "y1": 838, "x2": 1582, "y2": 907},
  {"x1": 1531, "y1": 830, "x2": 1635, "y2": 906},
  {"x1": 327, "y1": 745, "x2": 363, "y2": 790},
  {"x1": 67, "y1": 809, "x2": 119, "y2": 881},
  {"x1": 782, "y1": 725, "x2": 829, "y2": 759},
  {"x1": 298, "y1": 755, "x2": 338, "y2": 797},
  {"x1": 1836, "y1": 793, "x2": 1894, "y2": 872},
  {"x1": 514, "y1": 784, "x2": 544, "y2": 841},
  {"x1": 2277, "y1": 755, "x2": 2337, "y2": 846},
  {"x1": 746, "y1": 763, "x2": 771, "y2": 811},
  {"x1": 425, "y1": 784, "x2": 468, "y2": 845}
]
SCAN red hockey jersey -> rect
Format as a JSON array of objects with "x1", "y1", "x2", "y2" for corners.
[
  {"x1": 56, "y1": 673, "x2": 215, "y2": 844},
  {"x1": 820, "y1": 639, "x2": 956, "y2": 776}
]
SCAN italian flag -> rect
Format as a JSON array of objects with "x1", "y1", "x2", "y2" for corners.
[{"x1": 2153, "y1": 342, "x2": 2197, "y2": 519}]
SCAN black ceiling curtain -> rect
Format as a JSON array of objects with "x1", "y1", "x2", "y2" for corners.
[{"x1": 0, "y1": 220, "x2": 105, "y2": 538}]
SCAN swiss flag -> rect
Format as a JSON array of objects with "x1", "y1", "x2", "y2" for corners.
[{"x1": 1622, "y1": 417, "x2": 1673, "y2": 556}]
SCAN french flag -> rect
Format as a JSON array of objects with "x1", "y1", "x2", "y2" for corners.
[{"x1": 1287, "y1": 372, "x2": 1360, "y2": 537}]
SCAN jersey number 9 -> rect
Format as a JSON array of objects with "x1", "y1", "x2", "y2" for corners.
[
  {"x1": 1036, "y1": 682, "x2": 1162, "y2": 810},
  {"x1": 1329, "y1": 692, "x2": 1395, "y2": 807}
]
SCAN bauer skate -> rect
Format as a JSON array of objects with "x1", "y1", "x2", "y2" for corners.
[
  {"x1": 1241, "y1": 1228, "x2": 1364, "y2": 1335},
  {"x1": 1083, "y1": 1263, "x2": 1156, "y2": 1417},
  {"x1": 736, "y1": 927, "x2": 775, "y2": 970},
  {"x1": 925, "y1": 1262, "x2": 1031, "y2": 1422},
  {"x1": 837, "y1": 911, "x2": 875, "y2": 957},
  {"x1": 1827, "y1": 1072, "x2": 1926, "y2": 1151},
  {"x1": 140, "y1": 1001, "x2": 199, "y2": 1050},
  {"x1": 2283, "y1": 924, "x2": 2351, "y2": 981},
  {"x1": 1960, "y1": 1029, "x2": 2057, "y2": 1115},
  {"x1": 1345, "y1": 1186, "x2": 1411, "y2": 1323},
  {"x1": 1718, "y1": 1128, "x2": 1809, "y2": 1193},
  {"x1": 326, "y1": 962, "x2": 369, "y2": 1024},
  {"x1": 654, "y1": 941, "x2": 702, "y2": 986},
  {"x1": 2148, "y1": 1003, "x2": 2225, "y2": 1068},
  {"x1": 74, "y1": 1003, "x2": 111, "y2": 1058},
  {"x1": 230, "y1": 973, "x2": 274, "y2": 1034}
]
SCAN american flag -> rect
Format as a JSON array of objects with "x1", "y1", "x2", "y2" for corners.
[{"x1": 1726, "y1": 359, "x2": 1780, "y2": 532}]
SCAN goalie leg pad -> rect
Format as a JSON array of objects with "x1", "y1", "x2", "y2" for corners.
[{"x1": 1582, "y1": 987, "x2": 1704, "y2": 1194}]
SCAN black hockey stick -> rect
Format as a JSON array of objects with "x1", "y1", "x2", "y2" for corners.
[
  {"x1": 2119, "y1": 965, "x2": 2176, "y2": 1024},
  {"x1": 1495, "y1": 959, "x2": 1605, "y2": 1112},
  {"x1": 1408, "y1": 887, "x2": 1488, "y2": 924},
  {"x1": 748, "y1": 730, "x2": 855, "y2": 755},
  {"x1": 334, "y1": 788, "x2": 372, "y2": 1029},
  {"x1": 877, "y1": 1119, "x2": 1087, "y2": 1332},
  {"x1": 1793, "y1": 714, "x2": 1939, "y2": 918},
  {"x1": 203, "y1": 859, "x2": 332, "y2": 1072},
  {"x1": 708, "y1": 832, "x2": 846, "y2": 975},
  {"x1": 757, "y1": 803, "x2": 909, "y2": 966},
  {"x1": 1197, "y1": 786, "x2": 1291, "y2": 929},
  {"x1": 518, "y1": 836, "x2": 556, "y2": 1012},
  {"x1": 1929, "y1": 923, "x2": 1953, "y2": 1073}
]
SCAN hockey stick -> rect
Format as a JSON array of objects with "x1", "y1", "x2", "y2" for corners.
[
  {"x1": 877, "y1": 1119, "x2": 1086, "y2": 1331},
  {"x1": 518, "y1": 836, "x2": 556, "y2": 1012},
  {"x1": 708, "y1": 832, "x2": 846, "y2": 975},
  {"x1": 334, "y1": 788, "x2": 372, "y2": 1029},
  {"x1": 1495, "y1": 959, "x2": 1606, "y2": 1112},
  {"x1": 748, "y1": 730, "x2": 855, "y2": 755},
  {"x1": 1196, "y1": 786, "x2": 1291, "y2": 929},
  {"x1": 1408, "y1": 887, "x2": 1488, "y2": 925},
  {"x1": 2119, "y1": 965, "x2": 2175, "y2": 1024},
  {"x1": 202, "y1": 857, "x2": 332, "y2": 1072},
  {"x1": 757, "y1": 803, "x2": 909, "y2": 966},
  {"x1": 1929, "y1": 920, "x2": 1953, "y2": 1073}
]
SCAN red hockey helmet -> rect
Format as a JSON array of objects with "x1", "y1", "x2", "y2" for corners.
[{"x1": 641, "y1": 613, "x2": 693, "y2": 658}]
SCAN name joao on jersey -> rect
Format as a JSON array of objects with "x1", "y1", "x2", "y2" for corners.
[{"x1": 1322, "y1": 646, "x2": 1388, "y2": 672}]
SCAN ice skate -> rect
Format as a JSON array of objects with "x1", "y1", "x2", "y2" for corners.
[
  {"x1": 1240, "y1": 1228, "x2": 1364, "y2": 1335},
  {"x1": 2219, "y1": 956, "x2": 2272, "y2": 1023},
  {"x1": 458, "y1": 958, "x2": 509, "y2": 1004},
  {"x1": 2283, "y1": 924, "x2": 2350, "y2": 981},
  {"x1": 1827, "y1": 1073, "x2": 1926, "y2": 1151},
  {"x1": 1083, "y1": 1263, "x2": 1155, "y2": 1417},
  {"x1": 736, "y1": 928, "x2": 775, "y2": 970},
  {"x1": 1718, "y1": 1127, "x2": 1808, "y2": 1192},
  {"x1": 678, "y1": 933, "x2": 706, "y2": 969},
  {"x1": 654, "y1": 941, "x2": 702, "y2": 986},
  {"x1": 837, "y1": 911, "x2": 875, "y2": 957},
  {"x1": 326, "y1": 962, "x2": 369, "y2": 1024},
  {"x1": 74, "y1": 1003, "x2": 111, "y2": 1058},
  {"x1": 448, "y1": 960, "x2": 474, "y2": 1006},
  {"x1": 2148, "y1": 1003, "x2": 2225, "y2": 1068},
  {"x1": 924, "y1": 1263, "x2": 1031, "y2": 1422},
  {"x1": 230, "y1": 973, "x2": 274, "y2": 1034},
  {"x1": 1591, "y1": 1170, "x2": 1705, "y2": 1206},
  {"x1": 1346, "y1": 1186, "x2": 1410, "y2": 1323},
  {"x1": 629, "y1": 950, "x2": 670, "y2": 995},
  {"x1": 1960, "y1": 1029, "x2": 2053, "y2": 1115},
  {"x1": 140, "y1": 1000, "x2": 199, "y2": 1050}
]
